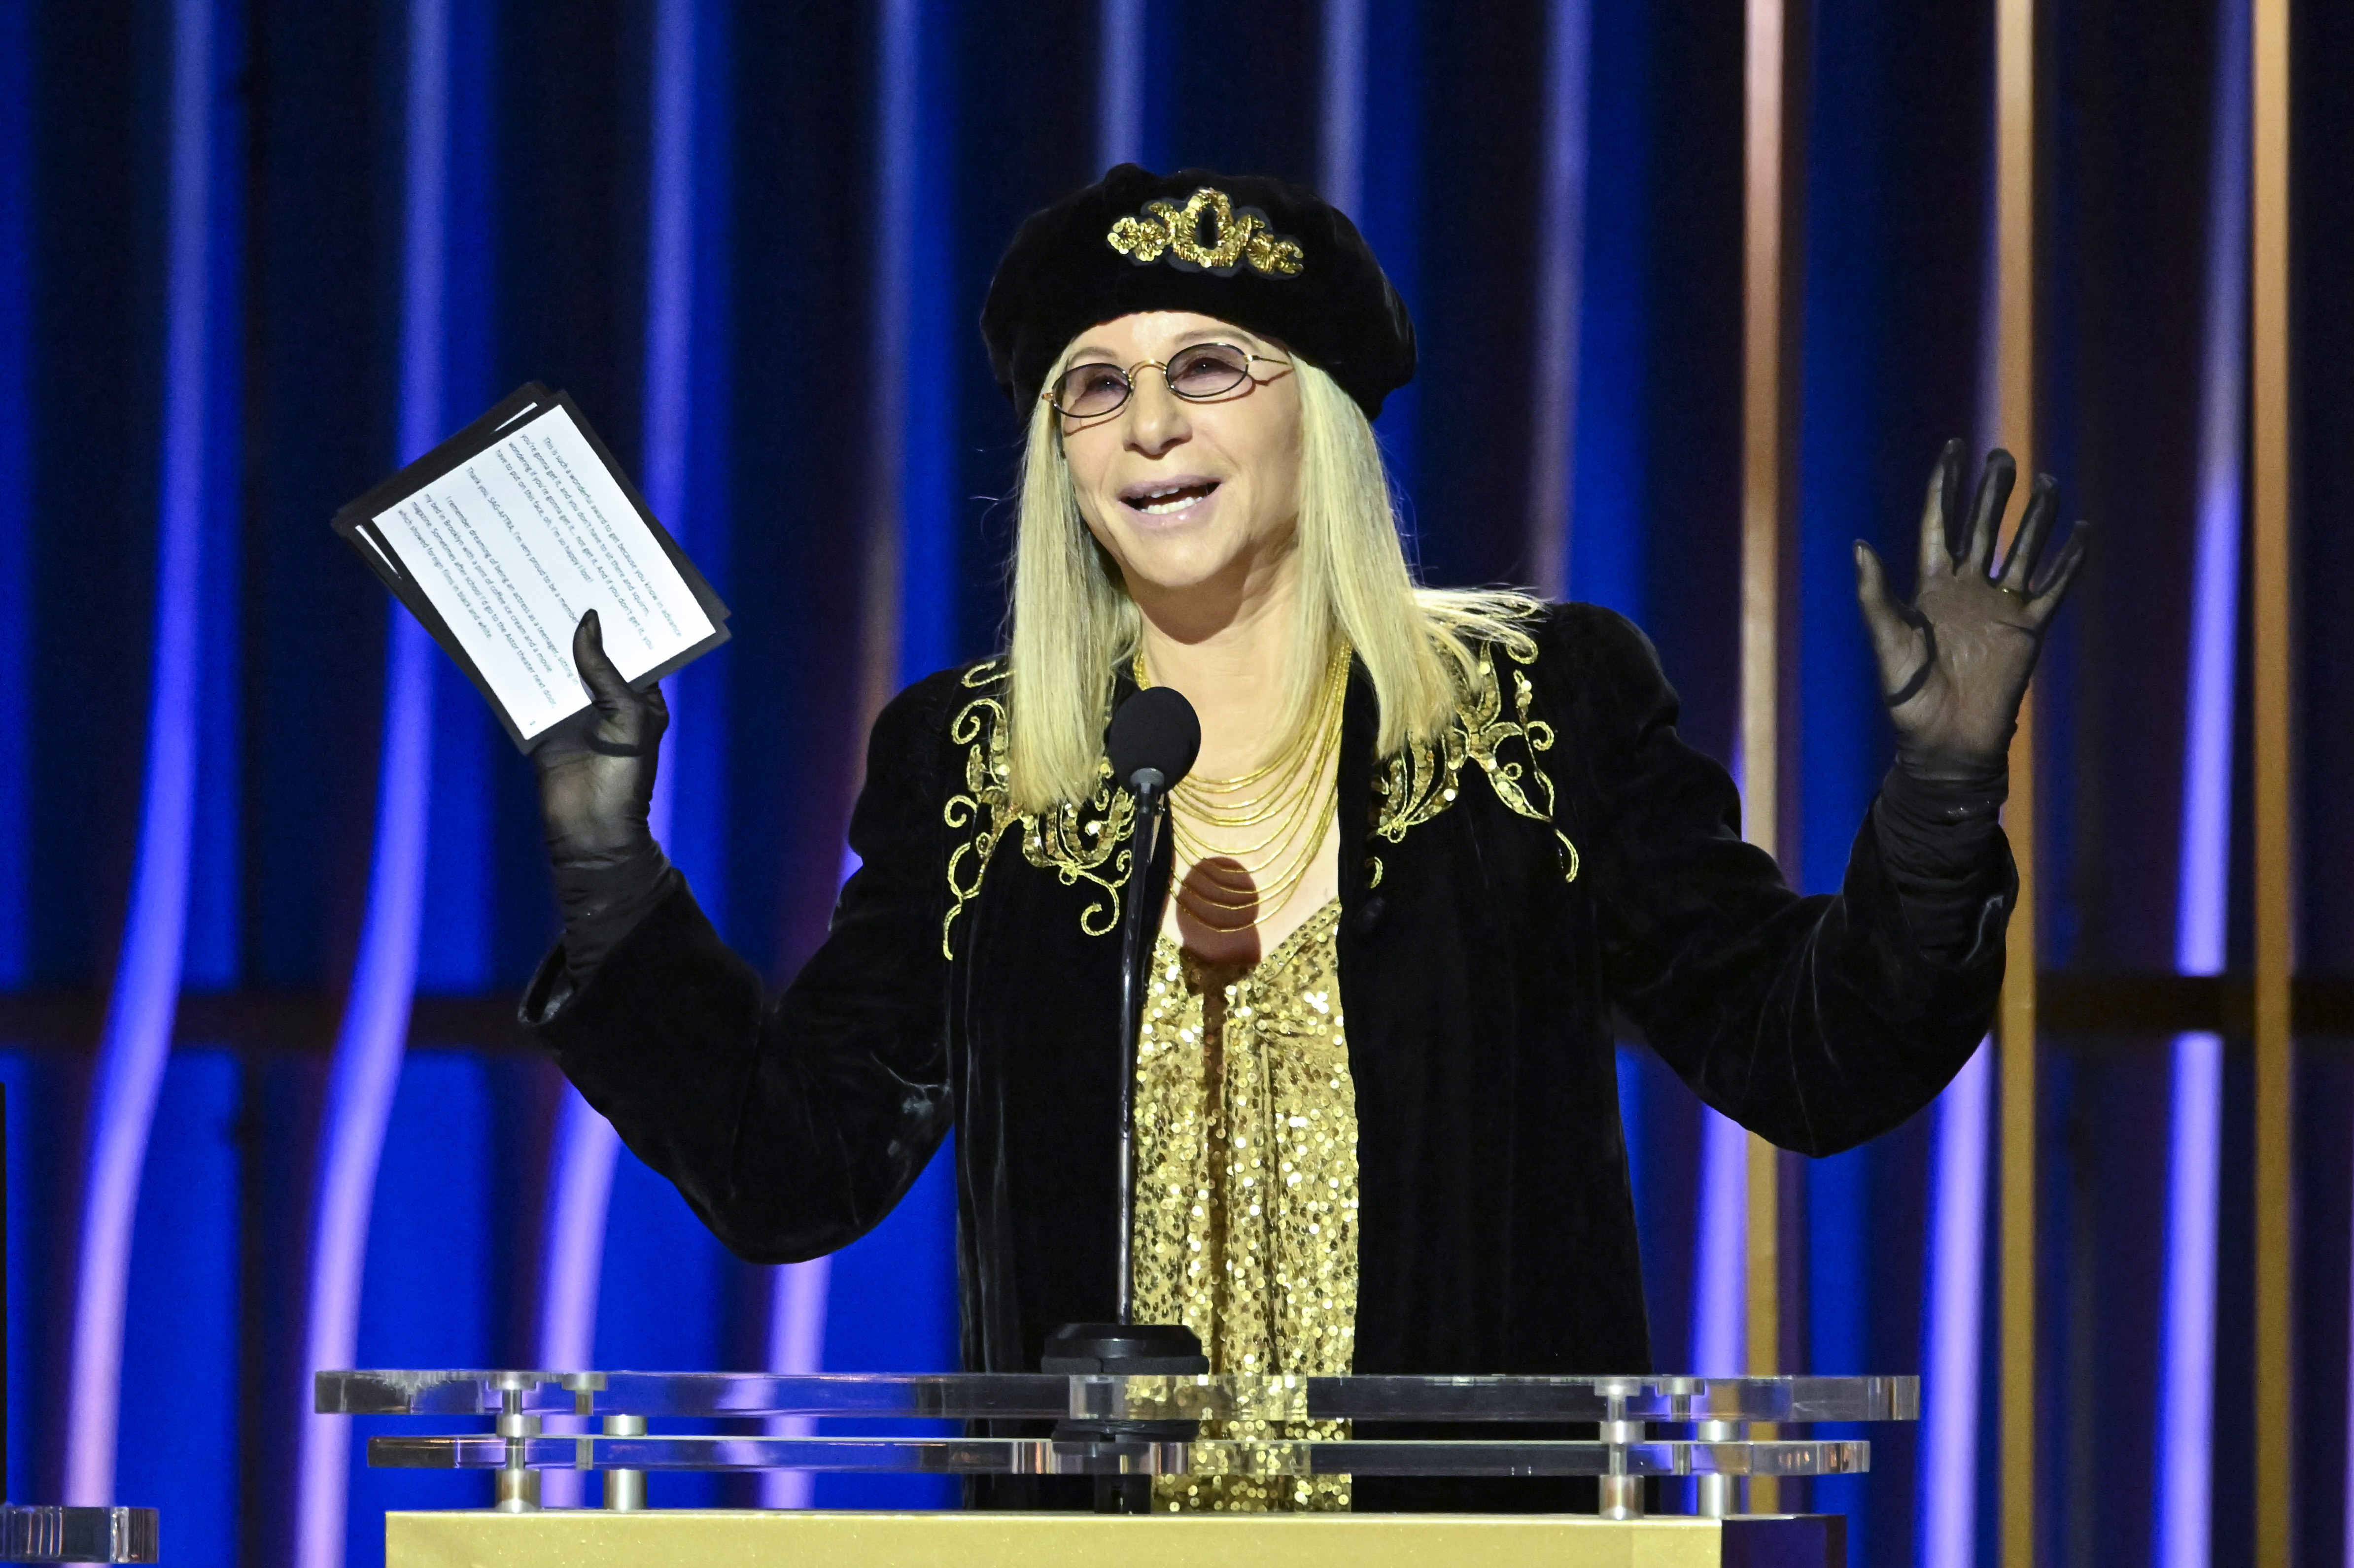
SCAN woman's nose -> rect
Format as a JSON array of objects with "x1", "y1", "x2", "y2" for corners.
[{"x1": 1124, "y1": 369, "x2": 1190, "y2": 453}]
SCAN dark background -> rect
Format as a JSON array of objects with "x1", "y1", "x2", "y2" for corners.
[{"x1": 0, "y1": 0, "x2": 2347, "y2": 1563}]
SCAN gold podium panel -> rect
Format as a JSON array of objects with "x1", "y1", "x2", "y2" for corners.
[{"x1": 387, "y1": 1508, "x2": 1843, "y2": 1568}]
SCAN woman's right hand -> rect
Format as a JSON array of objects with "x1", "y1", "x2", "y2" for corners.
[{"x1": 535, "y1": 609, "x2": 668, "y2": 870}]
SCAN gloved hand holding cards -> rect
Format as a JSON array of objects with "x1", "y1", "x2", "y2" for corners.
[{"x1": 332, "y1": 382, "x2": 730, "y2": 751}]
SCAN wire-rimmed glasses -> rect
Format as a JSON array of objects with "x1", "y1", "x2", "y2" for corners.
[{"x1": 1045, "y1": 342, "x2": 1292, "y2": 421}]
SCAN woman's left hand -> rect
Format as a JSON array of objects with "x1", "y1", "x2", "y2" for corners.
[{"x1": 1853, "y1": 441, "x2": 2089, "y2": 780}]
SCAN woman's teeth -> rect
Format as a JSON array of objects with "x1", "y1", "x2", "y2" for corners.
[{"x1": 1129, "y1": 481, "x2": 1217, "y2": 515}]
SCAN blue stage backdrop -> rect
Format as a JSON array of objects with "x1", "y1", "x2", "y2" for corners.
[{"x1": 0, "y1": 0, "x2": 2349, "y2": 1564}]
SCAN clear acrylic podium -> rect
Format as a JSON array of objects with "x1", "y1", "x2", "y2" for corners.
[
  {"x1": 322, "y1": 1368, "x2": 1915, "y2": 1567},
  {"x1": 0, "y1": 1505, "x2": 158, "y2": 1565}
]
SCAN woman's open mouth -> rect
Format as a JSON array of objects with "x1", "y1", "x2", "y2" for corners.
[{"x1": 1120, "y1": 478, "x2": 1221, "y2": 517}]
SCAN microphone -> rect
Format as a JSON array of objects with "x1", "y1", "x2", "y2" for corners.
[
  {"x1": 1106, "y1": 684, "x2": 1201, "y2": 801},
  {"x1": 1041, "y1": 684, "x2": 1208, "y2": 1514}
]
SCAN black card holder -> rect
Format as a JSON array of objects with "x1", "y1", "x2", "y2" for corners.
[{"x1": 331, "y1": 382, "x2": 730, "y2": 752}]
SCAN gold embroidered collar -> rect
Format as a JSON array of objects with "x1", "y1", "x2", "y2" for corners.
[{"x1": 940, "y1": 638, "x2": 1578, "y2": 957}]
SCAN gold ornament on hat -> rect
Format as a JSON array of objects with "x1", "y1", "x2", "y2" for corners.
[{"x1": 1107, "y1": 187, "x2": 1306, "y2": 277}]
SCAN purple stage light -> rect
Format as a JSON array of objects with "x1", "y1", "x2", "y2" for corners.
[
  {"x1": 633, "y1": 0, "x2": 694, "y2": 860},
  {"x1": 1691, "y1": 1108, "x2": 1747, "y2": 1377},
  {"x1": 63, "y1": 0, "x2": 214, "y2": 1504},
  {"x1": 758, "y1": 1258, "x2": 834, "y2": 1508},
  {"x1": 1527, "y1": 0, "x2": 1589, "y2": 600},
  {"x1": 1694, "y1": 738, "x2": 1758, "y2": 1385},
  {"x1": 1319, "y1": 0, "x2": 1368, "y2": 216},
  {"x1": 536, "y1": 5, "x2": 700, "y2": 1505},
  {"x1": 640, "y1": 0, "x2": 693, "y2": 548},
  {"x1": 2157, "y1": 2, "x2": 2249, "y2": 1563},
  {"x1": 538, "y1": 1093, "x2": 622, "y2": 1373},
  {"x1": 2159, "y1": 1030, "x2": 2223, "y2": 1565},
  {"x1": 294, "y1": 0, "x2": 448, "y2": 1557},
  {"x1": 535, "y1": 1088, "x2": 623, "y2": 1508},
  {"x1": 855, "y1": 0, "x2": 920, "y2": 706},
  {"x1": 1919, "y1": 1040, "x2": 1991, "y2": 1568},
  {"x1": 295, "y1": 620, "x2": 432, "y2": 1567},
  {"x1": 1096, "y1": 0, "x2": 1145, "y2": 173},
  {"x1": 1919, "y1": 121, "x2": 2016, "y2": 1562}
]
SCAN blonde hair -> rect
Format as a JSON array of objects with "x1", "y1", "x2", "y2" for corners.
[{"x1": 1004, "y1": 351, "x2": 1538, "y2": 814}]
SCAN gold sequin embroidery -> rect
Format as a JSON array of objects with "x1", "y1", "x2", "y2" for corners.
[
  {"x1": 1107, "y1": 187, "x2": 1307, "y2": 277},
  {"x1": 1369, "y1": 636, "x2": 1581, "y2": 886},
  {"x1": 1133, "y1": 900, "x2": 1357, "y2": 1512},
  {"x1": 940, "y1": 663, "x2": 1137, "y2": 957}
]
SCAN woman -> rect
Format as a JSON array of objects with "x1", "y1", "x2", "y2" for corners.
[{"x1": 524, "y1": 165, "x2": 2083, "y2": 1512}]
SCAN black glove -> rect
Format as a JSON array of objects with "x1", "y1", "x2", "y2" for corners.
[
  {"x1": 1853, "y1": 441, "x2": 2089, "y2": 782},
  {"x1": 1854, "y1": 443, "x2": 2089, "y2": 961},
  {"x1": 534, "y1": 609, "x2": 673, "y2": 979}
]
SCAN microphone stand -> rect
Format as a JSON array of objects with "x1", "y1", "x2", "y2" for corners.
[
  {"x1": 1111, "y1": 765, "x2": 1167, "y2": 1328},
  {"x1": 1039, "y1": 760, "x2": 1208, "y2": 1513}
]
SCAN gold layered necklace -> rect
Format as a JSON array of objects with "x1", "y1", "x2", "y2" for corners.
[{"x1": 1134, "y1": 642, "x2": 1350, "y2": 934}]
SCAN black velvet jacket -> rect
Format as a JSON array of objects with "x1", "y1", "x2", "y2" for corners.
[{"x1": 525, "y1": 602, "x2": 2013, "y2": 1508}]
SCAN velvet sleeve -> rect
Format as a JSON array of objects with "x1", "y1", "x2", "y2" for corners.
[
  {"x1": 520, "y1": 670, "x2": 961, "y2": 1263},
  {"x1": 1554, "y1": 605, "x2": 2014, "y2": 1157}
]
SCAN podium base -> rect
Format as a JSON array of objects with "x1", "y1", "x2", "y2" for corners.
[
  {"x1": 0, "y1": 1504, "x2": 160, "y2": 1564},
  {"x1": 1041, "y1": 1322, "x2": 1209, "y2": 1513},
  {"x1": 388, "y1": 1508, "x2": 1845, "y2": 1568}
]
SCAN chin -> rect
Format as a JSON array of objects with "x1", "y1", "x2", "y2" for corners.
[
  {"x1": 1117, "y1": 547, "x2": 1244, "y2": 598},
  {"x1": 1094, "y1": 516, "x2": 1247, "y2": 587}
]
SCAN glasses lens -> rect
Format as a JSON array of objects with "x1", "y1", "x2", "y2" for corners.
[
  {"x1": 1053, "y1": 363, "x2": 1129, "y2": 417},
  {"x1": 1166, "y1": 344, "x2": 1253, "y2": 399}
]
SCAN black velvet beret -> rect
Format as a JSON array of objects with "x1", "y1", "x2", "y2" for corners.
[{"x1": 981, "y1": 164, "x2": 1417, "y2": 419}]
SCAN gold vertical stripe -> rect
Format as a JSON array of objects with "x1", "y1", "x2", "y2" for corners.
[
  {"x1": 1740, "y1": 0, "x2": 1787, "y2": 874},
  {"x1": 1994, "y1": 0, "x2": 2038, "y2": 1561},
  {"x1": 1741, "y1": 0, "x2": 1797, "y2": 1515},
  {"x1": 2250, "y1": 0, "x2": 2295, "y2": 1557}
]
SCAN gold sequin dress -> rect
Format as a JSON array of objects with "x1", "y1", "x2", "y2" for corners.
[{"x1": 1131, "y1": 898, "x2": 1358, "y2": 1512}]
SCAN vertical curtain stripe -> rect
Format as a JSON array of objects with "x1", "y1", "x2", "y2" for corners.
[
  {"x1": 1097, "y1": 0, "x2": 1145, "y2": 172},
  {"x1": 1699, "y1": 0, "x2": 1763, "y2": 1401},
  {"x1": 640, "y1": 0, "x2": 693, "y2": 855},
  {"x1": 294, "y1": 0, "x2": 447, "y2": 1555},
  {"x1": 2160, "y1": 1042, "x2": 2223, "y2": 1559},
  {"x1": 1689, "y1": 1108, "x2": 1747, "y2": 1375},
  {"x1": 895, "y1": 8, "x2": 954, "y2": 687},
  {"x1": 1921, "y1": 138, "x2": 2016, "y2": 1568},
  {"x1": 295, "y1": 602, "x2": 433, "y2": 1547},
  {"x1": 1919, "y1": 1040, "x2": 1993, "y2": 1568},
  {"x1": 2346, "y1": 1200, "x2": 2354, "y2": 1568},
  {"x1": 63, "y1": 0, "x2": 214, "y2": 1505},
  {"x1": 0, "y1": 0, "x2": 28, "y2": 987},
  {"x1": 2173, "y1": 0, "x2": 2254, "y2": 1042},
  {"x1": 760, "y1": 1258, "x2": 832, "y2": 1507},
  {"x1": 1317, "y1": 0, "x2": 1365, "y2": 211},
  {"x1": 641, "y1": 0, "x2": 695, "y2": 556},
  {"x1": 2157, "y1": 2, "x2": 2251, "y2": 1561},
  {"x1": 857, "y1": 0, "x2": 919, "y2": 725},
  {"x1": 536, "y1": 4, "x2": 700, "y2": 1498},
  {"x1": 1526, "y1": 0, "x2": 1590, "y2": 598},
  {"x1": 762, "y1": 0, "x2": 935, "y2": 1506},
  {"x1": 534, "y1": 1090, "x2": 620, "y2": 1510},
  {"x1": 537, "y1": 1095, "x2": 620, "y2": 1374},
  {"x1": 2244, "y1": 0, "x2": 2293, "y2": 1540}
]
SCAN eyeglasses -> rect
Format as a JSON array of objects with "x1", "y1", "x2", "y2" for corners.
[{"x1": 1044, "y1": 342, "x2": 1292, "y2": 420}]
